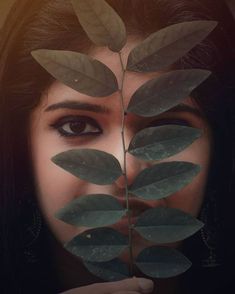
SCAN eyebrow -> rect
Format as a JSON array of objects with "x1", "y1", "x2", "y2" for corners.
[
  {"x1": 44, "y1": 100, "x2": 204, "y2": 119},
  {"x1": 45, "y1": 100, "x2": 110, "y2": 114},
  {"x1": 165, "y1": 104, "x2": 204, "y2": 119}
]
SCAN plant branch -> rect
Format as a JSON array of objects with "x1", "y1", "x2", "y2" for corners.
[{"x1": 118, "y1": 51, "x2": 134, "y2": 276}]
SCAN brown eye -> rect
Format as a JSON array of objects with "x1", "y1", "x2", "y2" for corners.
[
  {"x1": 63, "y1": 121, "x2": 86, "y2": 135},
  {"x1": 51, "y1": 116, "x2": 102, "y2": 137}
]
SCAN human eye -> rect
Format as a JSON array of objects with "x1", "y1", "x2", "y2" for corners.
[{"x1": 50, "y1": 115, "x2": 102, "y2": 137}]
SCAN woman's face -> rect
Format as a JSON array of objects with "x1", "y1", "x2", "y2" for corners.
[{"x1": 30, "y1": 39, "x2": 212, "y2": 260}]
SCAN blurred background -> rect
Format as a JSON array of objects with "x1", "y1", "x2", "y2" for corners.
[{"x1": 0, "y1": 0, "x2": 15, "y2": 29}]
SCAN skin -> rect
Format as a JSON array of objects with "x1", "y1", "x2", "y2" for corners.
[{"x1": 29, "y1": 39, "x2": 212, "y2": 293}]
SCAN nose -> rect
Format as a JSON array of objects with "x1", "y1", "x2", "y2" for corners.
[
  {"x1": 112, "y1": 131, "x2": 150, "y2": 189},
  {"x1": 115, "y1": 153, "x2": 149, "y2": 189}
]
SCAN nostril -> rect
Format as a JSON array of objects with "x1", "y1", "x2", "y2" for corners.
[{"x1": 115, "y1": 173, "x2": 127, "y2": 189}]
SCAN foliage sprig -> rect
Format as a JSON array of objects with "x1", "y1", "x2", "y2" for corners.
[{"x1": 31, "y1": 0, "x2": 217, "y2": 281}]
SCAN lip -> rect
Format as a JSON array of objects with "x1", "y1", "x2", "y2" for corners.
[{"x1": 110, "y1": 215, "x2": 140, "y2": 235}]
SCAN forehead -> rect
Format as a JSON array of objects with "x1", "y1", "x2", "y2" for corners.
[
  {"x1": 37, "y1": 37, "x2": 200, "y2": 112},
  {"x1": 40, "y1": 81, "x2": 197, "y2": 110}
]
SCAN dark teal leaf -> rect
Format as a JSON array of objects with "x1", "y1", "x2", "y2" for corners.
[
  {"x1": 135, "y1": 246, "x2": 191, "y2": 278},
  {"x1": 134, "y1": 207, "x2": 203, "y2": 243},
  {"x1": 55, "y1": 194, "x2": 126, "y2": 227},
  {"x1": 51, "y1": 149, "x2": 122, "y2": 185},
  {"x1": 129, "y1": 161, "x2": 200, "y2": 200},
  {"x1": 64, "y1": 228, "x2": 128, "y2": 262},
  {"x1": 83, "y1": 258, "x2": 129, "y2": 281},
  {"x1": 128, "y1": 125, "x2": 202, "y2": 161},
  {"x1": 31, "y1": 49, "x2": 118, "y2": 97},
  {"x1": 127, "y1": 69, "x2": 210, "y2": 117},
  {"x1": 71, "y1": 0, "x2": 126, "y2": 52},
  {"x1": 127, "y1": 20, "x2": 217, "y2": 72}
]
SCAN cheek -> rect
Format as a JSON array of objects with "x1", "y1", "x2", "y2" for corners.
[
  {"x1": 33, "y1": 155, "x2": 80, "y2": 241},
  {"x1": 35, "y1": 164, "x2": 100, "y2": 242},
  {"x1": 30, "y1": 132, "x2": 88, "y2": 242},
  {"x1": 165, "y1": 170, "x2": 208, "y2": 217},
  {"x1": 156, "y1": 131, "x2": 212, "y2": 217}
]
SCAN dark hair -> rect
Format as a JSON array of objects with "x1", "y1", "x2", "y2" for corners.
[{"x1": 1, "y1": 0, "x2": 235, "y2": 293}]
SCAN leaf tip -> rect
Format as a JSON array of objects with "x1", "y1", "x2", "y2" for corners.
[
  {"x1": 197, "y1": 219, "x2": 204, "y2": 230},
  {"x1": 207, "y1": 20, "x2": 218, "y2": 31},
  {"x1": 54, "y1": 209, "x2": 63, "y2": 221},
  {"x1": 31, "y1": 49, "x2": 41, "y2": 61},
  {"x1": 51, "y1": 153, "x2": 59, "y2": 164}
]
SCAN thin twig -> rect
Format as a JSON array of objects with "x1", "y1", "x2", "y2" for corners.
[{"x1": 118, "y1": 51, "x2": 134, "y2": 276}]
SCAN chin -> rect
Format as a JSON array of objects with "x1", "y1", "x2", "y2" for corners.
[{"x1": 119, "y1": 231, "x2": 182, "y2": 264}]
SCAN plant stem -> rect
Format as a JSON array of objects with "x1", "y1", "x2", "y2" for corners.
[{"x1": 118, "y1": 51, "x2": 134, "y2": 276}]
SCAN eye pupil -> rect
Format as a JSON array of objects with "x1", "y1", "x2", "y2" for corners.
[{"x1": 69, "y1": 121, "x2": 86, "y2": 133}]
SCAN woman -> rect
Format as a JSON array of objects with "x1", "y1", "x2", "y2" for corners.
[{"x1": 0, "y1": 0, "x2": 235, "y2": 293}]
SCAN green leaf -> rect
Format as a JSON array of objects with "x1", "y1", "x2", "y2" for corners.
[
  {"x1": 129, "y1": 161, "x2": 200, "y2": 200},
  {"x1": 127, "y1": 69, "x2": 210, "y2": 117},
  {"x1": 55, "y1": 194, "x2": 126, "y2": 227},
  {"x1": 135, "y1": 246, "x2": 191, "y2": 278},
  {"x1": 65, "y1": 228, "x2": 128, "y2": 262},
  {"x1": 127, "y1": 20, "x2": 217, "y2": 72},
  {"x1": 128, "y1": 125, "x2": 202, "y2": 161},
  {"x1": 51, "y1": 149, "x2": 123, "y2": 185},
  {"x1": 83, "y1": 258, "x2": 129, "y2": 281},
  {"x1": 71, "y1": 0, "x2": 126, "y2": 52},
  {"x1": 31, "y1": 49, "x2": 118, "y2": 97},
  {"x1": 134, "y1": 207, "x2": 204, "y2": 243}
]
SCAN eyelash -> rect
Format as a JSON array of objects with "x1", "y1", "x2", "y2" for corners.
[
  {"x1": 50, "y1": 115, "x2": 190, "y2": 139},
  {"x1": 50, "y1": 115, "x2": 102, "y2": 138}
]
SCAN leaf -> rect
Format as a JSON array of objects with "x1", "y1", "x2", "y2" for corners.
[
  {"x1": 128, "y1": 125, "x2": 202, "y2": 161},
  {"x1": 51, "y1": 149, "x2": 123, "y2": 185},
  {"x1": 55, "y1": 194, "x2": 126, "y2": 227},
  {"x1": 134, "y1": 207, "x2": 203, "y2": 243},
  {"x1": 71, "y1": 0, "x2": 126, "y2": 52},
  {"x1": 64, "y1": 228, "x2": 128, "y2": 262},
  {"x1": 135, "y1": 246, "x2": 191, "y2": 278},
  {"x1": 127, "y1": 20, "x2": 217, "y2": 72},
  {"x1": 225, "y1": 0, "x2": 235, "y2": 19},
  {"x1": 83, "y1": 258, "x2": 129, "y2": 281},
  {"x1": 127, "y1": 69, "x2": 210, "y2": 117},
  {"x1": 129, "y1": 161, "x2": 200, "y2": 200},
  {"x1": 31, "y1": 49, "x2": 118, "y2": 97}
]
